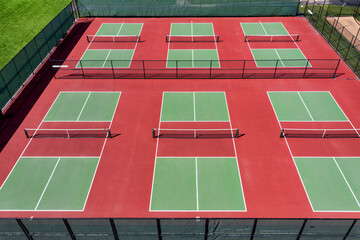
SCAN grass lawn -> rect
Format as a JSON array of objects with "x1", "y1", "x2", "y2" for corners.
[{"x1": 0, "y1": 0, "x2": 72, "y2": 70}]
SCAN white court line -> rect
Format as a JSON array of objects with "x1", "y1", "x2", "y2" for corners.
[
  {"x1": 266, "y1": 91, "x2": 316, "y2": 211},
  {"x1": 81, "y1": 91, "x2": 122, "y2": 211},
  {"x1": 274, "y1": 49, "x2": 285, "y2": 67},
  {"x1": 333, "y1": 157, "x2": 360, "y2": 207},
  {"x1": 297, "y1": 92, "x2": 314, "y2": 121},
  {"x1": 259, "y1": 22, "x2": 268, "y2": 35},
  {"x1": 76, "y1": 92, "x2": 92, "y2": 121},
  {"x1": 34, "y1": 157, "x2": 61, "y2": 210},
  {"x1": 193, "y1": 92, "x2": 196, "y2": 121},
  {"x1": 116, "y1": 22, "x2": 124, "y2": 36},
  {"x1": 149, "y1": 92, "x2": 165, "y2": 211},
  {"x1": 195, "y1": 157, "x2": 199, "y2": 211},
  {"x1": 223, "y1": 92, "x2": 247, "y2": 211},
  {"x1": 211, "y1": 23, "x2": 221, "y2": 68},
  {"x1": 101, "y1": 50, "x2": 112, "y2": 68}
]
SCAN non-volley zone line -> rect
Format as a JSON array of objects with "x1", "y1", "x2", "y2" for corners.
[
  {"x1": 294, "y1": 157, "x2": 360, "y2": 212},
  {"x1": 150, "y1": 157, "x2": 246, "y2": 211}
]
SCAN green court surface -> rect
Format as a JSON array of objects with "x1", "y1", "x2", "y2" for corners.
[
  {"x1": 96, "y1": 23, "x2": 143, "y2": 36},
  {"x1": 77, "y1": 49, "x2": 135, "y2": 68},
  {"x1": 44, "y1": 91, "x2": 120, "y2": 122},
  {"x1": 167, "y1": 49, "x2": 220, "y2": 68},
  {"x1": 294, "y1": 157, "x2": 360, "y2": 211},
  {"x1": 170, "y1": 23, "x2": 214, "y2": 36},
  {"x1": 251, "y1": 49, "x2": 309, "y2": 67},
  {"x1": 150, "y1": 157, "x2": 246, "y2": 211},
  {"x1": 268, "y1": 91, "x2": 347, "y2": 121},
  {"x1": 241, "y1": 22, "x2": 289, "y2": 36},
  {"x1": 0, "y1": 157, "x2": 99, "y2": 211},
  {"x1": 161, "y1": 92, "x2": 229, "y2": 122}
]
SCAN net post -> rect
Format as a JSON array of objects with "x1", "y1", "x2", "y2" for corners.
[
  {"x1": 209, "y1": 60, "x2": 212, "y2": 78},
  {"x1": 280, "y1": 129, "x2": 284, "y2": 138},
  {"x1": 216, "y1": 35, "x2": 220, "y2": 42},
  {"x1": 79, "y1": 60, "x2": 85, "y2": 79},
  {"x1": 302, "y1": 60, "x2": 309, "y2": 78},
  {"x1": 137, "y1": 35, "x2": 141, "y2": 43},
  {"x1": 245, "y1": 35, "x2": 248, "y2": 42},
  {"x1": 165, "y1": 35, "x2": 168, "y2": 42},
  {"x1": 66, "y1": 129, "x2": 70, "y2": 138},
  {"x1": 332, "y1": 59, "x2": 341, "y2": 78},
  {"x1": 242, "y1": 60, "x2": 246, "y2": 79},
  {"x1": 24, "y1": 129, "x2": 30, "y2": 138},
  {"x1": 152, "y1": 129, "x2": 156, "y2": 138},
  {"x1": 273, "y1": 60, "x2": 279, "y2": 79},
  {"x1": 236, "y1": 129, "x2": 239, "y2": 138},
  {"x1": 142, "y1": 60, "x2": 146, "y2": 79},
  {"x1": 107, "y1": 128, "x2": 112, "y2": 138}
]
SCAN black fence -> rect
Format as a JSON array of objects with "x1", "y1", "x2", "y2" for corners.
[
  {"x1": 1, "y1": 218, "x2": 359, "y2": 239},
  {"x1": 301, "y1": 0, "x2": 360, "y2": 78},
  {"x1": 50, "y1": 59, "x2": 341, "y2": 80},
  {"x1": 0, "y1": 4, "x2": 75, "y2": 112},
  {"x1": 74, "y1": 0, "x2": 300, "y2": 17}
]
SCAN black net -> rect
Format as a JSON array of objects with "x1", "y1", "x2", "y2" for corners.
[
  {"x1": 76, "y1": 0, "x2": 299, "y2": 17},
  {"x1": 24, "y1": 128, "x2": 112, "y2": 138},
  {"x1": 280, "y1": 128, "x2": 360, "y2": 138},
  {"x1": 245, "y1": 34, "x2": 299, "y2": 42},
  {"x1": 152, "y1": 128, "x2": 240, "y2": 138},
  {"x1": 0, "y1": 4, "x2": 74, "y2": 112},
  {"x1": 166, "y1": 35, "x2": 220, "y2": 42}
]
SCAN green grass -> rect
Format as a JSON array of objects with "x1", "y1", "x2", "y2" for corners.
[
  {"x1": 299, "y1": 4, "x2": 359, "y2": 17},
  {"x1": 0, "y1": 0, "x2": 72, "y2": 70}
]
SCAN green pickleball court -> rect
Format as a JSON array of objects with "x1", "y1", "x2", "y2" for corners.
[
  {"x1": 150, "y1": 157, "x2": 245, "y2": 211},
  {"x1": 96, "y1": 23, "x2": 143, "y2": 36},
  {"x1": 167, "y1": 49, "x2": 220, "y2": 68},
  {"x1": 268, "y1": 91, "x2": 347, "y2": 121},
  {"x1": 77, "y1": 49, "x2": 134, "y2": 68},
  {"x1": 161, "y1": 92, "x2": 229, "y2": 122},
  {"x1": 170, "y1": 23, "x2": 214, "y2": 36},
  {"x1": 0, "y1": 157, "x2": 99, "y2": 211},
  {"x1": 241, "y1": 22, "x2": 289, "y2": 36},
  {"x1": 251, "y1": 49, "x2": 310, "y2": 67},
  {"x1": 294, "y1": 157, "x2": 360, "y2": 211},
  {"x1": 44, "y1": 91, "x2": 120, "y2": 122}
]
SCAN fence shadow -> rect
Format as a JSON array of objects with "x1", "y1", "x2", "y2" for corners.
[{"x1": 0, "y1": 19, "x2": 93, "y2": 152}]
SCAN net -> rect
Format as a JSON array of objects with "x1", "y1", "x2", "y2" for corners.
[
  {"x1": 280, "y1": 128, "x2": 360, "y2": 138},
  {"x1": 152, "y1": 128, "x2": 240, "y2": 138},
  {"x1": 24, "y1": 128, "x2": 112, "y2": 138},
  {"x1": 165, "y1": 35, "x2": 220, "y2": 42},
  {"x1": 87, "y1": 35, "x2": 140, "y2": 42},
  {"x1": 245, "y1": 34, "x2": 300, "y2": 42}
]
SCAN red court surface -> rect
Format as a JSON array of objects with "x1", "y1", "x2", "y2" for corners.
[{"x1": 0, "y1": 17, "x2": 360, "y2": 219}]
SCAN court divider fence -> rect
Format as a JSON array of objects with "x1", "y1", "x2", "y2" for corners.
[
  {"x1": 1, "y1": 218, "x2": 359, "y2": 239},
  {"x1": 300, "y1": 0, "x2": 360, "y2": 78},
  {"x1": 73, "y1": 0, "x2": 300, "y2": 17},
  {"x1": 0, "y1": 4, "x2": 75, "y2": 113},
  {"x1": 50, "y1": 59, "x2": 341, "y2": 80}
]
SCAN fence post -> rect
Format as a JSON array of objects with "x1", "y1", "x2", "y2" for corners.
[
  {"x1": 110, "y1": 219, "x2": 119, "y2": 240},
  {"x1": 157, "y1": 219, "x2": 163, "y2": 240},
  {"x1": 111, "y1": 60, "x2": 115, "y2": 79},
  {"x1": 79, "y1": 60, "x2": 85, "y2": 79},
  {"x1": 16, "y1": 219, "x2": 33, "y2": 240},
  {"x1": 344, "y1": 36, "x2": 354, "y2": 61},
  {"x1": 242, "y1": 60, "x2": 246, "y2": 79},
  {"x1": 336, "y1": 27, "x2": 345, "y2": 50},
  {"x1": 302, "y1": 60, "x2": 309, "y2": 78},
  {"x1": 304, "y1": 0, "x2": 309, "y2": 16},
  {"x1": 63, "y1": 219, "x2": 76, "y2": 240},
  {"x1": 332, "y1": 59, "x2": 341, "y2": 78},
  {"x1": 296, "y1": 219, "x2": 307, "y2": 240},
  {"x1": 273, "y1": 60, "x2": 279, "y2": 78}
]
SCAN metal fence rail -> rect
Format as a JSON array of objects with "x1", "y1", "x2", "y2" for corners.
[
  {"x1": 1, "y1": 218, "x2": 359, "y2": 239},
  {"x1": 50, "y1": 59, "x2": 341, "y2": 79}
]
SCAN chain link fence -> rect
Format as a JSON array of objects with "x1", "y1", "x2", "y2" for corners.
[
  {"x1": 301, "y1": 0, "x2": 360, "y2": 78},
  {"x1": 0, "y1": 4, "x2": 75, "y2": 113}
]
